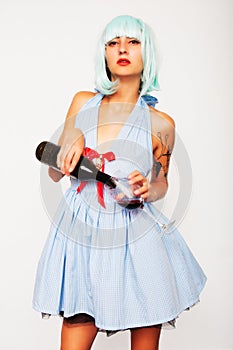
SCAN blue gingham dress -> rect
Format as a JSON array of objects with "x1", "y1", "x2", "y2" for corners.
[{"x1": 33, "y1": 93, "x2": 207, "y2": 336}]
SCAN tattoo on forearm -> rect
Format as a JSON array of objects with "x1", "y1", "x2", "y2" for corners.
[{"x1": 153, "y1": 132, "x2": 172, "y2": 178}]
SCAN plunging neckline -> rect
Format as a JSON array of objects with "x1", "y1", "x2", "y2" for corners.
[{"x1": 95, "y1": 94, "x2": 142, "y2": 149}]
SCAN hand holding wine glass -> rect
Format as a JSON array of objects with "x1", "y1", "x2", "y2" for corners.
[
  {"x1": 106, "y1": 177, "x2": 144, "y2": 209},
  {"x1": 128, "y1": 170, "x2": 150, "y2": 201}
]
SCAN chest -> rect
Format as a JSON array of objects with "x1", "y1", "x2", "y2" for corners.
[{"x1": 96, "y1": 104, "x2": 135, "y2": 147}]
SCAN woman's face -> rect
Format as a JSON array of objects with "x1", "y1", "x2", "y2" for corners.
[{"x1": 105, "y1": 36, "x2": 143, "y2": 81}]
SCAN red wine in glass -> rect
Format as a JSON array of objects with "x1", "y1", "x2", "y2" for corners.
[{"x1": 117, "y1": 198, "x2": 144, "y2": 209}]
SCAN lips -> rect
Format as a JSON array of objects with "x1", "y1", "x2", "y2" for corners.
[{"x1": 117, "y1": 58, "x2": 131, "y2": 66}]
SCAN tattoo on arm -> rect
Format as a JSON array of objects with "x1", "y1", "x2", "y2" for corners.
[{"x1": 153, "y1": 132, "x2": 172, "y2": 178}]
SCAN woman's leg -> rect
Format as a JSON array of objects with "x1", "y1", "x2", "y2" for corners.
[
  {"x1": 60, "y1": 321, "x2": 99, "y2": 350},
  {"x1": 130, "y1": 324, "x2": 162, "y2": 350}
]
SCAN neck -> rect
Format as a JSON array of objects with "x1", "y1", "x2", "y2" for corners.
[{"x1": 104, "y1": 76, "x2": 141, "y2": 104}]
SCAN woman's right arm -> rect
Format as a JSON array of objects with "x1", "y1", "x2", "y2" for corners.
[{"x1": 48, "y1": 91, "x2": 96, "y2": 182}]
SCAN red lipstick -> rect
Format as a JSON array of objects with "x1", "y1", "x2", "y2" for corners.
[{"x1": 117, "y1": 58, "x2": 131, "y2": 66}]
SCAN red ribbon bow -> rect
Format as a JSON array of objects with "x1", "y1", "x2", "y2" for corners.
[{"x1": 76, "y1": 147, "x2": 115, "y2": 208}]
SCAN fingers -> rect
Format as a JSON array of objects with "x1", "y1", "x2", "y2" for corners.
[
  {"x1": 59, "y1": 148, "x2": 83, "y2": 176},
  {"x1": 134, "y1": 182, "x2": 149, "y2": 199},
  {"x1": 68, "y1": 149, "x2": 82, "y2": 173},
  {"x1": 128, "y1": 171, "x2": 149, "y2": 200},
  {"x1": 57, "y1": 144, "x2": 70, "y2": 170},
  {"x1": 128, "y1": 171, "x2": 147, "y2": 186},
  {"x1": 57, "y1": 143, "x2": 83, "y2": 176},
  {"x1": 61, "y1": 149, "x2": 75, "y2": 175},
  {"x1": 57, "y1": 128, "x2": 84, "y2": 176},
  {"x1": 128, "y1": 171, "x2": 145, "y2": 184}
]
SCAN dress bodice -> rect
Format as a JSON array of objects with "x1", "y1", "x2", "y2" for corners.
[{"x1": 73, "y1": 93, "x2": 155, "y2": 180}]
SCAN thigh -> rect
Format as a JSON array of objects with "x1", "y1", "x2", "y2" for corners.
[
  {"x1": 60, "y1": 320, "x2": 99, "y2": 350},
  {"x1": 130, "y1": 324, "x2": 162, "y2": 350}
]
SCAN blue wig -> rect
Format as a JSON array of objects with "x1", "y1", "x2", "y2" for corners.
[{"x1": 95, "y1": 15, "x2": 160, "y2": 96}]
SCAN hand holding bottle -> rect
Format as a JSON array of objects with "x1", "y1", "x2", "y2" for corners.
[
  {"x1": 36, "y1": 141, "x2": 117, "y2": 188},
  {"x1": 47, "y1": 128, "x2": 84, "y2": 182},
  {"x1": 57, "y1": 127, "x2": 84, "y2": 176}
]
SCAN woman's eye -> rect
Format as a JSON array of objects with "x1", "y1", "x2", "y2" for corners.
[
  {"x1": 108, "y1": 41, "x2": 118, "y2": 47},
  {"x1": 129, "y1": 39, "x2": 140, "y2": 45}
]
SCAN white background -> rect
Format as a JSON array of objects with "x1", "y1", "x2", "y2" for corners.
[{"x1": 0, "y1": 0, "x2": 232, "y2": 349}]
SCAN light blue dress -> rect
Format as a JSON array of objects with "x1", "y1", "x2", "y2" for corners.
[{"x1": 33, "y1": 93, "x2": 207, "y2": 336}]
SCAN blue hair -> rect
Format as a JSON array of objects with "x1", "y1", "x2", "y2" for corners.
[{"x1": 94, "y1": 15, "x2": 160, "y2": 96}]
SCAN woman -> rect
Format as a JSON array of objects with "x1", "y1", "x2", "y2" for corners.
[{"x1": 33, "y1": 15, "x2": 207, "y2": 350}]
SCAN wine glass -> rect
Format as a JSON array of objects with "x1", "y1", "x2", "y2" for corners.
[{"x1": 106, "y1": 177, "x2": 144, "y2": 209}]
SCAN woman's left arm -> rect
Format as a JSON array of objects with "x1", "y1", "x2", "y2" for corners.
[{"x1": 128, "y1": 110, "x2": 175, "y2": 202}]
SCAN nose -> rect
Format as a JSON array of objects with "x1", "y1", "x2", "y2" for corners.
[
  {"x1": 119, "y1": 47, "x2": 127, "y2": 54},
  {"x1": 119, "y1": 41, "x2": 128, "y2": 54}
]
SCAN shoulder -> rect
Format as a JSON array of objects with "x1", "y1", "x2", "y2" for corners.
[
  {"x1": 72, "y1": 91, "x2": 97, "y2": 104},
  {"x1": 66, "y1": 91, "x2": 98, "y2": 118},
  {"x1": 149, "y1": 106, "x2": 176, "y2": 151},
  {"x1": 149, "y1": 106, "x2": 175, "y2": 129}
]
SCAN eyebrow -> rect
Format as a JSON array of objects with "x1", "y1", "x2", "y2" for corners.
[
  {"x1": 110, "y1": 36, "x2": 139, "y2": 39},
  {"x1": 106, "y1": 36, "x2": 140, "y2": 43}
]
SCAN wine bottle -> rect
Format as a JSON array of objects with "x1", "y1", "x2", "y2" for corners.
[
  {"x1": 35, "y1": 141, "x2": 117, "y2": 188},
  {"x1": 35, "y1": 141, "x2": 144, "y2": 209}
]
